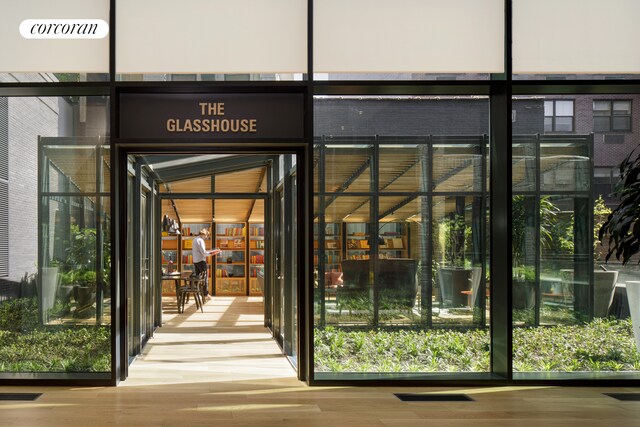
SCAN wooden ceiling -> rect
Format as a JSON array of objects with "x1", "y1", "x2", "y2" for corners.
[{"x1": 160, "y1": 165, "x2": 267, "y2": 224}]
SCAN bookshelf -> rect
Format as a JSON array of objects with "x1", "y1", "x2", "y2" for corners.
[
  {"x1": 314, "y1": 223, "x2": 342, "y2": 272},
  {"x1": 248, "y1": 223, "x2": 265, "y2": 296},
  {"x1": 378, "y1": 223, "x2": 408, "y2": 259},
  {"x1": 180, "y1": 222, "x2": 214, "y2": 293},
  {"x1": 215, "y1": 222, "x2": 247, "y2": 295},
  {"x1": 346, "y1": 223, "x2": 370, "y2": 260},
  {"x1": 161, "y1": 234, "x2": 179, "y2": 295}
]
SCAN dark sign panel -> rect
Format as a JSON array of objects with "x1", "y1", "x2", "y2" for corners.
[{"x1": 119, "y1": 93, "x2": 304, "y2": 139}]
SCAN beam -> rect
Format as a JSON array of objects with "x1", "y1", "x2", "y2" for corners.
[
  {"x1": 379, "y1": 195, "x2": 417, "y2": 220},
  {"x1": 154, "y1": 155, "x2": 274, "y2": 183}
]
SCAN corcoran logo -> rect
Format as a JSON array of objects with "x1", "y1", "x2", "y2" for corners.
[{"x1": 20, "y1": 19, "x2": 109, "y2": 39}]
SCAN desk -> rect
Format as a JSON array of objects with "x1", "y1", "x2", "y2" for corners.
[{"x1": 161, "y1": 272, "x2": 190, "y2": 308}]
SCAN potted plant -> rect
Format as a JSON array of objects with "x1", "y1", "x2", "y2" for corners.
[
  {"x1": 593, "y1": 196, "x2": 618, "y2": 318},
  {"x1": 511, "y1": 196, "x2": 558, "y2": 311},
  {"x1": 437, "y1": 214, "x2": 473, "y2": 307},
  {"x1": 599, "y1": 147, "x2": 640, "y2": 351},
  {"x1": 63, "y1": 225, "x2": 98, "y2": 318}
]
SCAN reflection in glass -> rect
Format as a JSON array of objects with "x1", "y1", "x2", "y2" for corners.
[
  {"x1": 0, "y1": 96, "x2": 110, "y2": 376},
  {"x1": 313, "y1": 95, "x2": 490, "y2": 376}
]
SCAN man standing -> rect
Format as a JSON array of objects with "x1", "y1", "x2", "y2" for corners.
[{"x1": 192, "y1": 228, "x2": 221, "y2": 296}]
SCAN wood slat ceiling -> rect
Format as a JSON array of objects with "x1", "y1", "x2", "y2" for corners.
[
  {"x1": 215, "y1": 167, "x2": 266, "y2": 193},
  {"x1": 214, "y1": 199, "x2": 256, "y2": 223},
  {"x1": 45, "y1": 147, "x2": 97, "y2": 193},
  {"x1": 161, "y1": 176, "x2": 211, "y2": 193},
  {"x1": 248, "y1": 199, "x2": 264, "y2": 223},
  {"x1": 161, "y1": 166, "x2": 267, "y2": 224},
  {"x1": 172, "y1": 199, "x2": 212, "y2": 223}
]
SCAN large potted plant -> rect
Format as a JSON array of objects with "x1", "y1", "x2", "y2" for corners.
[
  {"x1": 64, "y1": 225, "x2": 98, "y2": 318},
  {"x1": 599, "y1": 147, "x2": 640, "y2": 351},
  {"x1": 511, "y1": 196, "x2": 558, "y2": 310},
  {"x1": 437, "y1": 214, "x2": 472, "y2": 307}
]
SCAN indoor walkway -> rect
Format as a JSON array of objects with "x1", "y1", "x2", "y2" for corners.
[{"x1": 1, "y1": 296, "x2": 640, "y2": 426}]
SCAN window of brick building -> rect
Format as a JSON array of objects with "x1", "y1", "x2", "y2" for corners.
[
  {"x1": 593, "y1": 100, "x2": 632, "y2": 132},
  {"x1": 544, "y1": 100, "x2": 574, "y2": 132}
]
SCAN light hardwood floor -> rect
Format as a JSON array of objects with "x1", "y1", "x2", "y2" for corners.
[{"x1": 1, "y1": 296, "x2": 640, "y2": 426}]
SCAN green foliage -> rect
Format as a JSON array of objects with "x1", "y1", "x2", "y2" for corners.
[
  {"x1": 513, "y1": 318, "x2": 639, "y2": 372},
  {"x1": 0, "y1": 298, "x2": 39, "y2": 331},
  {"x1": 0, "y1": 297, "x2": 110, "y2": 372},
  {"x1": 512, "y1": 196, "x2": 560, "y2": 268},
  {"x1": 599, "y1": 148, "x2": 640, "y2": 264},
  {"x1": 440, "y1": 214, "x2": 471, "y2": 267},
  {"x1": 594, "y1": 195, "x2": 612, "y2": 261},
  {"x1": 315, "y1": 318, "x2": 640, "y2": 373},
  {"x1": 65, "y1": 224, "x2": 97, "y2": 272},
  {"x1": 0, "y1": 326, "x2": 110, "y2": 372}
]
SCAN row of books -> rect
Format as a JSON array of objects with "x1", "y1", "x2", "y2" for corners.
[
  {"x1": 215, "y1": 269, "x2": 243, "y2": 278},
  {"x1": 250, "y1": 254, "x2": 264, "y2": 264},
  {"x1": 347, "y1": 239, "x2": 370, "y2": 249},
  {"x1": 249, "y1": 227, "x2": 265, "y2": 236},
  {"x1": 219, "y1": 227, "x2": 245, "y2": 236},
  {"x1": 249, "y1": 267, "x2": 263, "y2": 277},
  {"x1": 250, "y1": 240, "x2": 265, "y2": 249},
  {"x1": 313, "y1": 255, "x2": 341, "y2": 264},
  {"x1": 218, "y1": 238, "x2": 244, "y2": 248}
]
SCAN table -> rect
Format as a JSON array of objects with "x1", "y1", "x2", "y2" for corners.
[{"x1": 161, "y1": 272, "x2": 190, "y2": 309}]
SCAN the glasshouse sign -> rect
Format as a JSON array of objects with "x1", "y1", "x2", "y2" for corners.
[{"x1": 119, "y1": 93, "x2": 304, "y2": 139}]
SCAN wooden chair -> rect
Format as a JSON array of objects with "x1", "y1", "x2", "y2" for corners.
[{"x1": 178, "y1": 272, "x2": 206, "y2": 313}]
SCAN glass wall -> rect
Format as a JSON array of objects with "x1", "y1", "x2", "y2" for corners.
[
  {"x1": 512, "y1": 94, "x2": 640, "y2": 377},
  {"x1": 0, "y1": 96, "x2": 110, "y2": 377},
  {"x1": 313, "y1": 96, "x2": 490, "y2": 377}
]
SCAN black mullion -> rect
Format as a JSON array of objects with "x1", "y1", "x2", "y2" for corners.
[
  {"x1": 372, "y1": 140, "x2": 379, "y2": 327},
  {"x1": 534, "y1": 134, "x2": 541, "y2": 327}
]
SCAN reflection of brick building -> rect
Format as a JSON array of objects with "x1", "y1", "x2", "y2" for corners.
[
  {"x1": 315, "y1": 95, "x2": 639, "y2": 206},
  {"x1": 542, "y1": 95, "x2": 640, "y2": 205}
]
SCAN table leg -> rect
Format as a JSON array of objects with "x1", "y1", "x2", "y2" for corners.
[{"x1": 175, "y1": 280, "x2": 181, "y2": 313}]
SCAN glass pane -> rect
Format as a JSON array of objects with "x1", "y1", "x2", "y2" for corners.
[
  {"x1": 512, "y1": 143, "x2": 536, "y2": 192},
  {"x1": 378, "y1": 145, "x2": 427, "y2": 193},
  {"x1": 555, "y1": 101, "x2": 574, "y2": 116},
  {"x1": 513, "y1": 93, "x2": 640, "y2": 379},
  {"x1": 512, "y1": 195, "x2": 536, "y2": 325},
  {"x1": 314, "y1": 0, "x2": 504, "y2": 75},
  {"x1": 554, "y1": 117, "x2": 573, "y2": 132},
  {"x1": 593, "y1": 101, "x2": 611, "y2": 115},
  {"x1": 42, "y1": 145, "x2": 97, "y2": 193},
  {"x1": 612, "y1": 117, "x2": 631, "y2": 131},
  {"x1": 432, "y1": 196, "x2": 487, "y2": 325},
  {"x1": 544, "y1": 117, "x2": 553, "y2": 132},
  {"x1": 433, "y1": 143, "x2": 483, "y2": 192},
  {"x1": 117, "y1": 0, "x2": 306, "y2": 78},
  {"x1": 613, "y1": 100, "x2": 632, "y2": 115},
  {"x1": 544, "y1": 101, "x2": 554, "y2": 117},
  {"x1": 323, "y1": 145, "x2": 372, "y2": 193},
  {"x1": 0, "y1": 1, "x2": 109, "y2": 81},
  {"x1": 0, "y1": 96, "x2": 110, "y2": 377},
  {"x1": 594, "y1": 117, "x2": 611, "y2": 132},
  {"x1": 315, "y1": 196, "x2": 371, "y2": 327},
  {"x1": 540, "y1": 142, "x2": 590, "y2": 192}
]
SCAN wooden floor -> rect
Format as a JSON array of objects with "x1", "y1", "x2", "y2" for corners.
[{"x1": 1, "y1": 296, "x2": 640, "y2": 426}]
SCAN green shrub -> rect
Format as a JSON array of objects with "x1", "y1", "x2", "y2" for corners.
[
  {"x1": 315, "y1": 318, "x2": 640, "y2": 373},
  {"x1": 0, "y1": 298, "x2": 39, "y2": 331}
]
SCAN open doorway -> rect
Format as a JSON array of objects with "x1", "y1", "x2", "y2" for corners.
[{"x1": 122, "y1": 152, "x2": 300, "y2": 381}]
